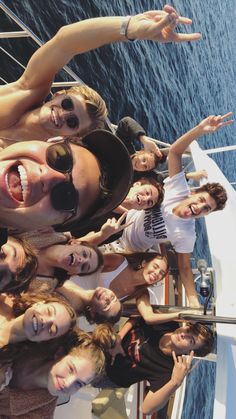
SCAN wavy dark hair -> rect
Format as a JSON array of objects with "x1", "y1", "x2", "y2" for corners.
[
  {"x1": 53, "y1": 241, "x2": 104, "y2": 287},
  {"x1": 1, "y1": 236, "x2": 38, "y2": 295},
  {"x1": 82, "y1": 302, "x2": 123, "y2": 325}
]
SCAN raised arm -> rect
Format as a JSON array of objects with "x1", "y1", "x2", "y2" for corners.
[
  {"x1": 168, "y1": 113, "x2": 233, "y2": 177},
  {"x1": 0, "y1": 5, "x2": 201, "y2": 130},
  {"x1": 177, "y1": 252, "x2": 200, "y2": 308},
  {"x1": 142, "y1": 351, "x2": 193, "y2": 414},
  {"x1": 76, "y1": 213, "x2": 133, "y2": 246},
  {"x1": 18, "y1": 5, "x2": 201, "y2": 93}
]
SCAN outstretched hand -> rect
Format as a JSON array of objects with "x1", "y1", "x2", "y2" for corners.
[
  {"x1": 101, "y1": 213, "x2": 133, "y2": 238},
  {"x1": 128, "y1": 5, "x2": 201, "y2": 43},
  {"x1": 171, "y1": 351, "x2": 194, "y2": 387},
  {"x1": 199, "y1": 112, "x2": 234, "y2": 133}
]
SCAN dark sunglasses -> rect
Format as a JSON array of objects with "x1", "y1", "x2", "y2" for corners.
[
  {"x1": 61, "y1": 97, "x2": 79, "y2": 130},
  {"x1": 0, "y1": 228, "x2": 8, "y2": 248},
  {"x1": 46, "y1": 141, "x2": 78, "y2": 221}
]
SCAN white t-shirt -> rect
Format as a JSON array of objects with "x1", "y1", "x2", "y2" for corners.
[{"x1": 117, "y1": 171, "x2": 196, "y2": 253}]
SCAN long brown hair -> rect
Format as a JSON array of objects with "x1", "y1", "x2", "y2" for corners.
[{"x1": 118, "y1": 251, "x2": 168, "y2": 301}]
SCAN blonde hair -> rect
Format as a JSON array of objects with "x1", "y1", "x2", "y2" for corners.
[{"x1": 65, "y1": 85, "x2": 108, "y2": 132}]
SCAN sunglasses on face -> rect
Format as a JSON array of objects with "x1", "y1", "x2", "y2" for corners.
[
  {"x1": 46, "y1": 141, "x2": 78, "y2": 221},
  {"x1": 61, "y1": 97, "x2": 79, "y2": 130}
]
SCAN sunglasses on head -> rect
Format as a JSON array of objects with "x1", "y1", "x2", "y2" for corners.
[
  {"x1": 46, "y1": 140, "x2": 78, "y2": 222},
  {"x1": 61, "y1": 96, "x2": 79, "y2": 130}
]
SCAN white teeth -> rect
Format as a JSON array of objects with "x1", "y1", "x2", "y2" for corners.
[
  {"x1": 5, "y1": 173, "x2": 11, "y2": 196},
  {"x1": 18, "y1": 165, "x2": 28, "y2": 202},
  {"x1": 69, "y1": 254, "x2": 75, "y2": 266},
  {"x1": 52, "y1": 108, "x2": 59, "y2": 127},
  {"x1": 32, "y1": 315, "x2": 38, "y2": 334}
]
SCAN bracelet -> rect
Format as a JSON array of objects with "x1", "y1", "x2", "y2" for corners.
[{"x1": 120, "y1": 16, "x2": 135, "y2": 42}]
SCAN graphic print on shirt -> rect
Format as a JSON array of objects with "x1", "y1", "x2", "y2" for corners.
[
  {"x1": 127, "y1": 328, "x2": 149, "y2": 368},
  {"x1": 143, "y1": 207, "x2": 167, "y2": 240}
]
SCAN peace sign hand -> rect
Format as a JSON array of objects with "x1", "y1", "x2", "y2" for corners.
[
  {"x1": 171, "y1": 350, "x2": 194, "y2": 387},
  {"x1": 199, "y1": 112, "x2": 234, "y2": 134},
  {"x1": 101, "y1": 213, "x2": 133, "y2": 240},
  {"x1": 127, "y1": 5, "x2": 201, "y2": 44}
]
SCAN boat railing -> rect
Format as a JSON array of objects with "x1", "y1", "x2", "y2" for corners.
[{"x1": 0, "y1": 0, "x2": 83, "y2": 88}]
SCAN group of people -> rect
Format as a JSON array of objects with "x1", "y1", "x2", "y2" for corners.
[{"x1": 0, "y1": 4, "x2": 233, "y2": 418}]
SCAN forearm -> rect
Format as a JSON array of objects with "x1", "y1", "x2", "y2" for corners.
[
  {"x1": 118, "y1": 319, "x2": 135, "y2": 340},
  {"x1": 137, "y1": 293, "x2": 179, "y2": 324},
  {"x1": 178, "y1": 267, "x2": 199, "y2": 308},
  {"x1": 142, "y1": 381, "x2": 179, "y2": 415},
  {"x1": 57, "y1": 17, "x2": 128, "y2": 55},
  {"x1": 169, "y1": 124, "x2": 204, "y2": 157},
  {"x1": 140, "y1": 311, "x2": 180, "y2": 325}
]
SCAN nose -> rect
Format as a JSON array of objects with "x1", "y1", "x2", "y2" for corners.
[
  {"x1": 1, "y1": 245, "x2": 17, "y2": 273},
  {"x1": 40, "y1": 165, "x2": 66, "y2": 194},
  {"x1": 64, "y1": 374, "x2": 76, "y2": 390}
]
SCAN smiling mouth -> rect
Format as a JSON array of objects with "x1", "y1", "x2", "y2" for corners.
[
  {"x1": 51, "y1": 108, "x2": 62, "y2": 128},
  {"x1": 32, "y1": 314, "x2": 39, "y2": 335},
  {"x1": 6, "y1": 164, "x2": 29, "y2": 202},
  {"x1": 69, "y1": 253, "x2": 76, "y2": 266}
]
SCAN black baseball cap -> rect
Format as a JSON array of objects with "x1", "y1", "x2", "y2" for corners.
[{"x1": 55, "y1": 129, "x2": 133, "y2": 232}]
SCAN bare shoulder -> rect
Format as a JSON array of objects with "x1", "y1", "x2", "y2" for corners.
[{"x1": 103, "y1": 253, "x2": 125, "y2": 271}]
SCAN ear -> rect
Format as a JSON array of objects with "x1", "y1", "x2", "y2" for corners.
[
  {"x1": 141, "y1": 260, "x2": 146, "y2": 268},
  {"x1": 133, "y1": 181, "x2": 141, "y2": 187}
]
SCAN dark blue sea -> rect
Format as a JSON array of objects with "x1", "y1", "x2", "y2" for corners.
[{"x1": 1, "y1": 1, "x2": 236, "y2": 418}]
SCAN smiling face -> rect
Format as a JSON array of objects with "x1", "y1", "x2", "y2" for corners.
[
  {"x1": 55, "y1": 243, "x2": 100, "y2": 275},
  {"x1": 39, "y1": 93, "x2": 92, "y2": 137},
  {"x1": 48, "y1": 354, "x2": 95, "y2": 397},
  {"x1": 132, "y1": 151, "x2": 156, "y2": 172},
  {"x1": 142, "y1": 256, "x2": 167, "y2": 285},
  {"x1": 173, "y1": 192, "x2": 217, "y2": 219},
  {"x1": 0, "y1": 140, "x2": 101, "y2": 231},
  {"x1": 0, "y1": 238, "x2": 26, "y2": 291},
  {"x1": 23, "y1": 301, "x2": 72, "y2": 342},
  {"x1": 171, "y1": 325, "x2": 205, "y2": 355},
  {"x1": 90, "y1": 287, "x2": 121, "y2": 320},
  {"x1": 124, "y1": 182, "x2": 159, "y2": 210}
]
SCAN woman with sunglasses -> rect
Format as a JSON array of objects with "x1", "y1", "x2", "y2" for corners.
[{"x1": 0, "y1": 324, "x2": 114, "y2": 418}]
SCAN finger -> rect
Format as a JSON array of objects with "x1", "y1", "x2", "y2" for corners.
[
  {"x1": 221, "y1": 111, "x2": 233, "y2": 119},
  {"x1": 172, "y1": 351, "x2": 177, "y2": 363},
  {"x1": 153, "y1": 12, "x2": 178, "y2": 33},
  {"x1": 163, "y1": 5, "x2": 193, "y2": 25},
  {"x1": 172, "y1": 32, "x2": 202, "y2": 42},
  {"x1": 117, "y1": 212, "x2": 128, "y2": 225},
  {"x1": 111, "y1": 357, "x2": 115, "y2": 366},
  {"x1": 122, "y1": 220, "x2": 134, "y2": 229}
]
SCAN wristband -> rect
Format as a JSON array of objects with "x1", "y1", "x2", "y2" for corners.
[{"x1": 120, "y1": 16, "x2": 135, "y2": 41}]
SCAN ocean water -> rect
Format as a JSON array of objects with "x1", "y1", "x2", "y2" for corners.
[{"x1": 0, "y1": 1, "x2": 236, "y2": 418}]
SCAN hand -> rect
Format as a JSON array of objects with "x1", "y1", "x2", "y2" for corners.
[
  {"x1": 171, "y1": 351, "x2": 194, "y2": 387},
  {"x1": 0, "y1": 363, "x2": 13, "y2": 392},
  {"x1": 101, "y1": 213, "x2": 134, "y2": 237},
  {"x1": 109, "y1": 334, "x2": 126, "y2": 365},
  {"x1": 141, "y1": 135, "x2": 163, "y2": 158},
  {"x1": 128, "y1": 5, "x2": 201, "y2": 44},
  {"x1": 198, "y1": 112, "x2": 234, "y2": 134}
]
